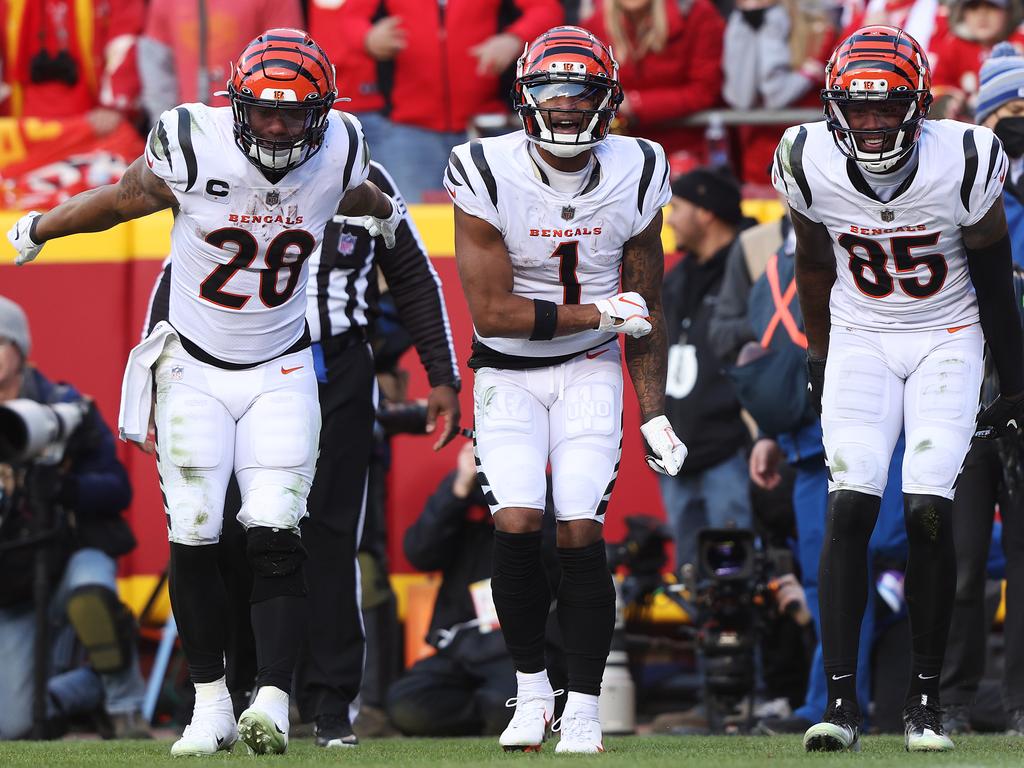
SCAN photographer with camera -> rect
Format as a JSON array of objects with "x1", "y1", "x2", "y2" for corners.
[
  {"x1": 0, "y1": 296, "x2": 146, "y2": 740},
  {"x1": 386, "y1": 442, "x2": 564, "y2": 737}
]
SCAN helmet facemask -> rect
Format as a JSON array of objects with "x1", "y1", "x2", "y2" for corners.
[
  {"x1": 515, "y1": 74, "x2": 620, "y2": 157},
  {"x1": 229, "y1": 87, "x2": 332, "y2": 174},
  {"x1": 824, "y1": 87, "x2": 930, "y2": 172}
]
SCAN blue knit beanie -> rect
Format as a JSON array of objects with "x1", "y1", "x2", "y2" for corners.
[{"x1": 976, "y1": 42, "x2": 1024, "y2": 123}]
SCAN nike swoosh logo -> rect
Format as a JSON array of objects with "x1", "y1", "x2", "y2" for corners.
[
  {"x1": 946, "y1": 324, "x2": 972, "y2": 334},
  {"x1": 216, "y1": 736, "x2": 225, "y2": 746},
  {"x1": 831, "y1": 674, "x2": 853, "y2": 680},
  {"x1": 619, "y1": 297, "x2": 645, "y2": 310},
  {"x1": 918, "y1": 673, "x2": 938, "y2": 680},
  {"x1": 1010, "y1": 419, "x2": 1019, "y2": 430},
  {"x1": 281, "y1": 365, "x2": 304, "y2": 375},
  {"x1": 586, "y1": 349, "x2": 608, "y2": 359}
]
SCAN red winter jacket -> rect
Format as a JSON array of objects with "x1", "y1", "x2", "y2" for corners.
[
  {"x1": 583, "y1": 0, "x2": 725, "y2": 158},
  {"x1": 313, "y1": 0, "x2": 563, "y2": 131}
]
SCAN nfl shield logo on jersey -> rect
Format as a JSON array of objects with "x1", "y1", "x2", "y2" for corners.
[
  {"x1": 266, "y1": 190, "x2": 280, "y2": 206},
  {"x1": 561, "y1": 205, "x2": 576, "y2": 221},
  {"x1": 881, "y1": 209, "x2": 895, "y2": 222},
  {"x1": 338, "y1": 233, "x2": 357, "y2": 256}
]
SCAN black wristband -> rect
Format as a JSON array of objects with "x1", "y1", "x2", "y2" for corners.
[{"x1": 529, "y1": 299, "x2": 558, "y2": 341}]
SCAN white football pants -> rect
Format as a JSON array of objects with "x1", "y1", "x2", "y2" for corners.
[
  {"x1": 153, "y1": 336, "x2": 321, "y2": 545},
  {"x1": 472, "y1": 341, "x2": 623, "y2": 522},
  {"x1": 821, "y1": 323, "x2": 983, "y2": 500}
]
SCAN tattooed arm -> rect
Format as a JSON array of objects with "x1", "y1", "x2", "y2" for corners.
[
  {"x1": 33, "y1": 156, "x2": 177, "y2": 242},
  {"x1": 621, "y1": 211, "x2": 667, "y2": 423}
]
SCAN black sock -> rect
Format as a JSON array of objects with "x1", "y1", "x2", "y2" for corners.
[
  {"x1": 903, "y1": 493, "x2": 955, "y2": 708},
  {"x1": 251, "y1": 592, "x2": 307, "y2": 692},
  {"x1": 557, "y1": 541, "x2": 615, "y2": 696},
  {"x1": 819, "y1": 490, "x2": 880, "y2": 714},
  {"x1": 169, "y1": 542, "x2": 227, "y2": 683},
  {"x1": 492, "y1": 530, "x2": 550, "y2": 673}
]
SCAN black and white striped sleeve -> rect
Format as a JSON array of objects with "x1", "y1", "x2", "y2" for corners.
[
  {"x1": 372, "y1": 163, "x2": 461, "y2": 391},
  {"x1": 771, "y1": 125, "x2": 818, "y2": 222},
  {"x1": 632, "y1": 138, "x2": 671, "y2": 237},
  {"x1": 443, "y1": 140, "x2": 501, "y2": 231},
  {"x1": 960, "y1": 127, "x2": 1009, "y2": 227},
  {"x1": 338, "y1": 111, "x2": 371, "y2": 192},
  {"x1": 144, "y1": 106, "x2": 199, "y2": 197}
]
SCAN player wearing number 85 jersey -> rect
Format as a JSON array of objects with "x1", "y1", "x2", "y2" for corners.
[
  {"x1": 772, "y1": 25, "x2": 1024, "y2": 753},
  {"x1": 6, "y1": 28, "x2": 406, "y2": 758},
  {"x1": 446, "y1": 26, "x2": 685, "y2": 754}
]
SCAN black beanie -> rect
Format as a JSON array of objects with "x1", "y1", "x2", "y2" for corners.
[{"x1": 670, "y1": 167, "x2": 743, "y2": 225}]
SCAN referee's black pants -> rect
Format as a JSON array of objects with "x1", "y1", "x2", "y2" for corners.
[
  {"x1": 941, "y1": 436, "x2": 1024, "y2": 712},
  {"x1": 294, "y1": 331, "x2": 377, "y2": 722}
]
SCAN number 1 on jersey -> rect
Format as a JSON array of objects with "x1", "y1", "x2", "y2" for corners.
[{"x1": 551, "y1": 241, "x2": 581, "y2": 304}]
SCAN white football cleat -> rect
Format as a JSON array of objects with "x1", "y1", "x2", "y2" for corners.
[
  {"x1": 499, "y1": 691, "x2": 557, "y2": 752},
  {"x1": 238, "y1": 686, "x2": 290, "y2": 755},
  {"x1": 904, "y1": 697, "x2": 954, "y2": 752},
  {"x1": 554, "y1": 711, "x2": 604, "y2": 753},
  {"x1": 170, "y1": 701, "x2": 237, "y2": 757}
]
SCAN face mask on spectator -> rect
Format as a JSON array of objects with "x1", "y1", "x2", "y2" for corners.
[{"x1": 995, "y1": 116, "x2": 1024, "y2": 158}]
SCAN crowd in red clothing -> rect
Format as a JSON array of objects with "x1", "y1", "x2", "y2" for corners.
[{"x1": 2, "y1": 0, "x2": 1024, "y2": 195}]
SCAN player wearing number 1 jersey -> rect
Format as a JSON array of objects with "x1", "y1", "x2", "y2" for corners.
[
  {"x1": 772, "y1": 26, "x2": 1024, "y2": 753},
  {"x1": 447, "y1": 26, "x2": 686, "y2": 754},
  {"x1": 6, "y1": 29, "x2": 406, "y2": 757}
]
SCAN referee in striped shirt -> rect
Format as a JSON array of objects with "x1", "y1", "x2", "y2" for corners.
[{"x1": 144, "y1": 160, "x2": 461, "y2": 747}]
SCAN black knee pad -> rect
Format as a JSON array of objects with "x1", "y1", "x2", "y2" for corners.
[
  {"x1": 826, "y1": 489, "x2": 881, "y2": 542},
  {"x1": 903, "y1": 493, "x2": 953, "y2": 544},
  {"x1": 65, "y1": 585, "x2": 135, "y2": 674},
  {"x1": 246, "y1": 526, "x2": 308, "y2": 603}
]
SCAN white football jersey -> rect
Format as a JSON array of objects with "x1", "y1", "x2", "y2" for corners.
[
  {"x1": 145, "y1": 103, "x2": 370, "y2": 364},
  {"x1": 444, "y1": 131, "x2": 671, "y2": 361},
  {"x1": 772, "y1": 119, "x2": 1007, "y2": 332}
]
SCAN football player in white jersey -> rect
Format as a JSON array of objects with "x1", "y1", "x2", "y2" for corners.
[
  {"x1": 445, "y1": 26, "x2": 686, "y2": 754},
  {"x1": 772, "y1": 26, "x2": 1024, "y2": 753},
  {"x1": 6, "y1": 29, "x2": 406, "y2": 756}
]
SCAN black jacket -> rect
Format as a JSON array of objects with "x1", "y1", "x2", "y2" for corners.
[
  {"x1": 0, "y1": 367, "x2": 134, "y2": 605},
  {"x1": 663, "y1": 244, "x2": 749, "y2": 474},
  {"x1": 403, "y1": 472, "x2": 559, "y2": 665}
]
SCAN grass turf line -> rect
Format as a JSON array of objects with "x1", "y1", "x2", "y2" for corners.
[{"x1": 2, "y1": 735, "x2": 1024, "y2": 767}]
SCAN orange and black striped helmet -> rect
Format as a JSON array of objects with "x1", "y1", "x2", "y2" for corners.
[
  {"x1": 226, "y1": 28, "x2": 336, "y2": 175},
  {"x1": 822, "y1": 26, "x2": 932, "y2": 171},
  {"x1": 511, "y1": 26, "x2": 623, "y2": 158}
]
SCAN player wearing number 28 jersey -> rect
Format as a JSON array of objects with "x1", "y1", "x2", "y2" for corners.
[
  {"x1": 447, "y1": 26, "x2": 686, "y2": 755},
  {"x1": 6, "y1": 29, "x2": 406, "y2": 758},
  {"x1": 773, "y1": 25, "x2": 1024, "y2": 754}
]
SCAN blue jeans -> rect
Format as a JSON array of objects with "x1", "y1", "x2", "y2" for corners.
[
  {"x1": 0, "y1": 548, "x2": 146, "y2": 739},
  {"x1": 792, "y1": 434, "x2": 909, "y2": 722},
  {"x1": 659, "y1": 450, "x2": 753, "y2": 569},
  {"x1": 372, "y1": 120, "x2": 467, "y2": 203}
]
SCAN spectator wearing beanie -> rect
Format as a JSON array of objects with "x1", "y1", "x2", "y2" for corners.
[
  {"x1": 660, "y1": 168, "x2": 752, "y2": 568},
  {"x1": 976, "y1": 41, "x2": 1024, "y2": 255}
]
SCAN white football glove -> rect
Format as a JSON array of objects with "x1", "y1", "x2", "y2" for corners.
[
  {"x1": 594, "y1": 291, "x2": 652, "y2": 338},
  {"x1": 640, "y1": 415, "x2": 687, "y2": 476},
  {"x1": 362, "y1": 196, "x2": 403, "y2": 249},
  {"x1": 7, "y1": 211, "x2": 44, "y2": 266}
]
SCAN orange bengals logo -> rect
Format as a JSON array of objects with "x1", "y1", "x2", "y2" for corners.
[{"x1": 273, "y1": 90, "x2": 285, "y2": 100}]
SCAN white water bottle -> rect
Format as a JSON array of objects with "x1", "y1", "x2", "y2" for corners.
[{"x1": 599, "y1": 578, "x2": 636, "y2": 734}]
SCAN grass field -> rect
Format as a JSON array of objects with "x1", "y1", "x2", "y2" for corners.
[{"x1": 3, "y1": 735, "x2": 1024, "y2": 768}]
